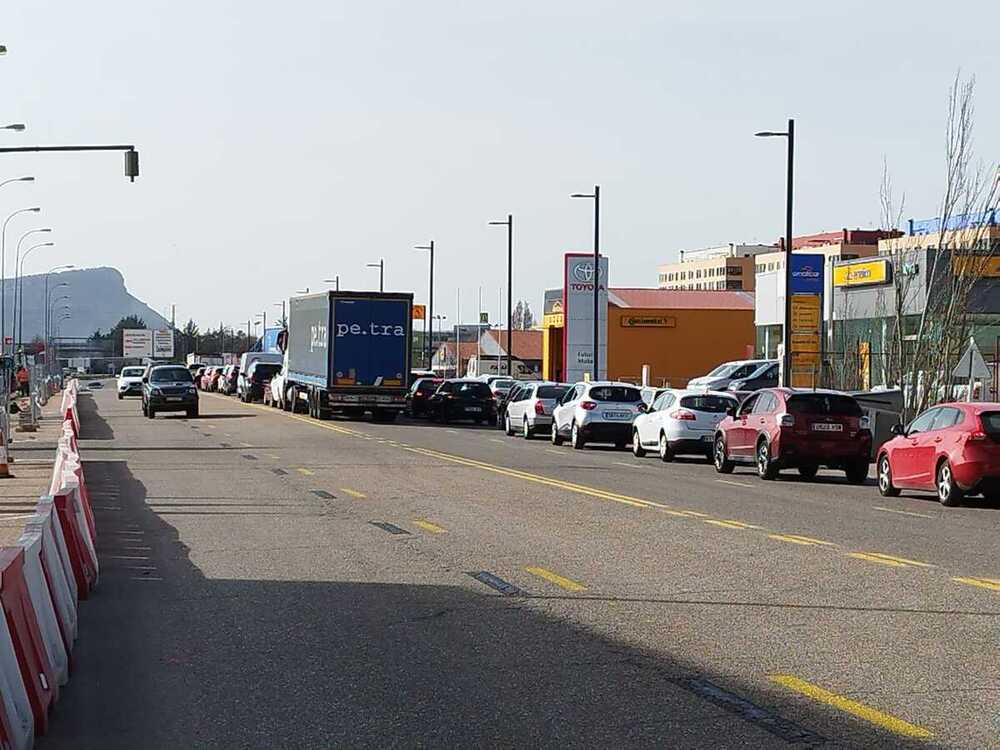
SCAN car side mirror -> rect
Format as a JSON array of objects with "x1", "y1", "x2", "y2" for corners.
[{"x1": 890, "y1": 423, "x2": 904, "y2": 436}]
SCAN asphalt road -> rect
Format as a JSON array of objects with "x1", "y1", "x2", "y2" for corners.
[{"x1": 38, "y1": 386, "x2": 999, "y2": 749}]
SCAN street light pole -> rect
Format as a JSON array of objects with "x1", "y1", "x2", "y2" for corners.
[
  {"x1": 1, "y1": 207, "x2": 40, "y2": 356},
  {"x1": 13, "y1": 228, "x2": 52, "y2": 354},
  {"x1": 755, "y1": 119, "x2": 795, "y2": 387},
  {"x1": 44, "y1": 272, "x2": 71, "y2": 373},
  {"x1": 488, "y1": 215, "x2": 514, "y2": 376},
  {"x1": 367, "y1": 259, "x2": 384, "y2": 292},
  {"x1": 571, "y1": 187, "x2": 601, "y2": 380},
  {"x1": 16, "y1": 240, "x2": 55, "y2": 357},
  {"x1": 415, "y1": 241, "x2": 435, "y2": 368},
  {"x1": 324, "y1": 276, "x2": 340, "y2": 291}
]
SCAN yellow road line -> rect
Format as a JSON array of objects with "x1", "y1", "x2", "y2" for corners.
[
  {"x1": 661, "y1": 509, "x2": 700, "y2": 518},
  {"x1": 769, "y1": 534, "x2": 819, "y2": 546},
  {"x1": 296, "y1": 467, "x2": 315, "y2": 476},
  {"x1": 413, "y1": 519, "x2": 447, "y2": 534},
  {"x1": 525, "y1": 566, "x2": 587, "y2": 592},
  {"x1": 848, "y1": 552, "x2": 907, "y2": 567},
  {"x1": 339, "y1": 487, "x2": 367, "y2": 499},
  {"x1": 858, "y1": 552, "x2": 933, "y2": 568},
  {"x1": 703, "y1": 519, "x2": 756, "y2": 530},
  {"x1": 769, "y1": 674, "x2": 933, "y2": 739},
  {"x1": 952, "y1": 576, "x2": 1000, "y2": 591}
]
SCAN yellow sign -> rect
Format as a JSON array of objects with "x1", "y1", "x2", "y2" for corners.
[
  {"x1": 833, "y1": 258, "x2": 891, "y2": 287},
  {"x1": 790, "y1": 294, "x2": 821, "y2": 332},
  {"x1": 620, "y1": 315, "x2": 676, "y2": 328},
  {"x1": 951, "y1": 255, "x2": 1000, "y2": 278},
  {"x1": 543, "y1": 312, "x2": 564, "y2": 328},
  {"x1": 412, "y1": 304, "x2": 426, "y2": 320}
]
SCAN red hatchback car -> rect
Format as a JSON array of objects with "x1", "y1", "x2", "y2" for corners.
[
  {"x1": 877, "y1": 402, "x2": 1000, "y2": 506},
  {"x1": 714, "y1": 388, "x2": 871, "y2": 482}
]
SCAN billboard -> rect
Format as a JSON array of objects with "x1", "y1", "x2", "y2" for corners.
[
  {"x1": 563, "y1": 253, "x2": 608, "y2": 383},
  {"x1": 153, "y1": 329, "x2": 174, "y2": 358},
  {"x1": 789, "y1": 254, "x2": 824, "y2": 294},
  {"x1": 833, "y1": 258, "x2": 891, "y2": 287},
  {"x1": 122, "y1": 329, "x2": 152, "y2": 358}
]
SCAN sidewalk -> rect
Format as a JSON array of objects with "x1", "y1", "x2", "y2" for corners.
[{"x1": 0, "y1": 393, "x2": 67, "y2": 546}]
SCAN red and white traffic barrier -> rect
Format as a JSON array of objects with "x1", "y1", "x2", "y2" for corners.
[
  {"x1": 15, "y1": 531, "x2": 69, "y2": 688},
  {"x1": 26, "y1": 501, "x2": 78, "y2": 652},
  {"x1": 0, "y1": 603, "x2": 34, "y2": 750}
]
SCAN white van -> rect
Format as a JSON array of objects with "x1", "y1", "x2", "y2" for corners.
[{"x1": 237, "y1": 352, "x2": 283, "y2": 400}]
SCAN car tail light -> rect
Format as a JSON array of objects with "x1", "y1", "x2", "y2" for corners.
[
  {"x1": 966, "y1": 430, "x2": 987, "y2": 442},
  {"x1": 534, "y1": 401, "x2": 545, "y2": 414},
  {"x1": 668, "y1": 409, "x2": 696, "y2": 421},
  {"x1": 413, "y1": 392, "x2": 423, "y2": 398},
  {"x1": 777, "y1": 413, "x2": 795, "y2": 427},
  {"x1": 581, "y1": 400, "x2": 598, "y2": 411}
]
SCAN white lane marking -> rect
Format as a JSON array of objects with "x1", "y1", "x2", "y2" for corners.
[
  {"x1": 873, "y1": 506, "x2": 935, "y2": 519},
  {"x1": 716, "y1": 479, "x2": 753, "y2": 488},
  {"x1": 614, "y1": 461, "x2": 650, "y2": 470},
  {"x1": 489, "y1": 438, "x2": 506, "y2": 444},
  {"x1": 446, "y1": 429, "x2": 459, "y2": 434},
  {"x1": 545, "y1": 449, "x2": 563, "y2": 455}
]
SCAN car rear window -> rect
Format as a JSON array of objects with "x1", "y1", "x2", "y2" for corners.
[
  {"x1": 680, "y1": 394, "x2": 736, "y2": 413},
  {"x1": 589, "y1": 386, "x2": 642, "y2": 403},
  {"x1": 786, "y1": 394, "x2": 862, "y2": 417},
  {"x1": 979, "y1": 411, "x2": 1000, "y2": 434},
  {"x1": 491, "y1": 379, "x2": 515, "y2": 389},
  {"x1": 150, "y1": 367, "x2": 192, "y2": 383},
  {"x1": 252, "y1": 364, "x2": 281, "y2": 379},
  {"x1": 537, "y1": 385, "x2": 569, "y2": 399},
  {"x1": 454, "y1": 382, "x2": 492, "y2": 398},
  {"x1": 416, "y1": 379, "x2": 442, "y2": 393}
]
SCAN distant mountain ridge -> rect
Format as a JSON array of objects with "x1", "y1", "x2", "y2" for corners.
[{"x1": 5, "y1": 266, "x2": 169, "y2": 341}]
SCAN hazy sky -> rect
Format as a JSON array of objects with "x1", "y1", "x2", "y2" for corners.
[{"x1": 3, "y1": 1, "x2": 998, "y2": 333}]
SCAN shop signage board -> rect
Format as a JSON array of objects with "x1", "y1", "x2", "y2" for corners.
[
  {"x1": 833, "y1": 258, "x2": 892, "y2": 287},
  {"x1": 789, "y1": 254, "x2": 824, "y2": 387},
  {"x1": 951, "y1": 255, "x2": 1000, "y2": 278},
  {"x1": 789, "y1": 254, "x2": 824, "y2": 294},
  {"x1": 563, "y1": 253, "x2": 608, "y2": 383},
  {"x1": 620, "y1": 315, "x2": 676, "y2": 328}
]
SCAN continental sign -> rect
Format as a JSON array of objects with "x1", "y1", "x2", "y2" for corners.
[
  {"x1": 833, "y1": 258, "x2": 891, "y2": 287},
  {"x1": 620, "y1": 315, "x2": 676, "y2": 328}
]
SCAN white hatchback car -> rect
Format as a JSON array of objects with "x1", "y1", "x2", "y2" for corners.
[
  {"x1": 504, "y1": 382, "x2": 572, "y2": 439},
  {"x1": 551, "y1": 381, "x2": 645, "y2": 450},
  {"x1": 632, "y1": 389, "x2": 738, "y2": 462}
]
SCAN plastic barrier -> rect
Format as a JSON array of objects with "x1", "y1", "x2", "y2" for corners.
[
  {"x1": 52, "y1": 488, "x2": 96, "y2": 600},
  {"x1": 0, "y1": 605, "x2": 34, "y2": 750},
  {"x1": 16, "y1": 531, "x2": 69, "y2": 687},
  {"x1": 61, "y1": 457, "x2": 96, "y2": 543},
  {"x1": 0, "y1": 548, "x2": 57, "y2": 736},
  {"x1": 26, "y1": 501, "x2": 78, "y2": 653}
]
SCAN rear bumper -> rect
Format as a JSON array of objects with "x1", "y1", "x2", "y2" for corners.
[
  {"x1": 776, "y1": 436, "x2": 871, "y2": 466},
  {"x1": 526, "y1": 414, "x2": 553, "y2": 429},
  {"x1": 580, "y1": 422, "x2": 632, "y2": 443},
  {"x1": 668, "y1": 437, "x2": 714, "y2": 455},
  {"x1": 952, "y1": 461, "x2": 1000, "y2": 492}
]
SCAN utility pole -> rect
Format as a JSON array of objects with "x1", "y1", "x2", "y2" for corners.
[{"x1": 488, "y1": 215, "x2": 514, "y2": 376}]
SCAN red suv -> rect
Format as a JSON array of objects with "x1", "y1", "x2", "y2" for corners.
[
  {"x1": 877, "y1": 402, "x2": 1000, "y2": 506},
  {"x1": 714, "y1": 389, "x2": 871, "y2": 483}
]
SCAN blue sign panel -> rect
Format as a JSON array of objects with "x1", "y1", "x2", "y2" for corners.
[
  {"x1": 331, "y1": 298, "x2": 409, "y2": 387},
  {"x1": 789, "y1": 254, "x2": 824, "y2": 295}
]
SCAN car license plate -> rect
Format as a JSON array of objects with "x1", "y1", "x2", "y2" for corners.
[
  {"x1": 812, "y1": 423, "x2": 843, "y2": 432},
  {"x1": 465, "y1": 406, "x2": 482, "y2": 413},
  {"x1": 166, "y1": 396, "x2": 183, "y2": 402},
  {"x1": 603, "y1": 411, "x2": 631, "y2": 420}
]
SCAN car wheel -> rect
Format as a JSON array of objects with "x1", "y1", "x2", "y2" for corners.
[
  {"x1": 504, "y1": 415, "x2": 514, "y2": 436},
  {"x1": 632, "y1": 430, "x2": 646, "y2": 457},
  {"x1": 658, "y1": 432, "x2": 673, "y2": 463},
  {"x1": 523, "y1": 418, "x2": 533, "y2": 440},
  {"x1": 713, "y1": 435, "x2": 734, "y2": 474},
  {"x1": 797, "y1": 464, "x2": 819, "y2": 480},
  {"x1": 756, "y1": 438, "x2": 778, "y2": 480},
  {"x1": 877, "y1": 454, "x2": 900, "y2": 497},
  {"x1": 551, "y1": 422, "x2": 564, "y2": 446},
  {"x1": 845, "y1": 459, "x2": 869, "y2": 485},
  {"x1": 936, "y1": 461, "x2": 963, "y2": 506},
  {"x1": 571, "y1": 422, "x2": 585, "y2": 450}
]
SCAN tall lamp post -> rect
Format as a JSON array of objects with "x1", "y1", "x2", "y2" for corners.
[
  {"x1": 324, "y1": 276, "x2": 340, "y2": 291},
  {"x1": 415, "y1": 241, "x2": 435, "y2": 368},
  {"x1": 16, "y1": 239, "x2": 54, "y2": 357},
  {"x1": 488, "y1": 215, "x2": 513, "y2": 376},
  {"x1": 13, "y1": 228, "x2": 52, "y2": 350},
  {"x1": 366, "y1": 259, "x2": 384, "y2": 292},
  {"x1": 570, "y1": 186, "x2": 601, "y2": 380},
  {"x1": 1, "y1": 207, "x2": 40, "y2": 355},
  {"x1": 54, "y1": 313, "x2": 72, "y2": 372},
  {"x1": 755, "y1": 119, "x2": 795, "y2": 387},
  {"x1": 44, "y1": 273, "x2": 71, "y2": 372},
  {"x1": 432, "y1": 315, "x2": 446, "y2": 373}
]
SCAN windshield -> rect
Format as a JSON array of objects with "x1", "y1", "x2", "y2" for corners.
[
  {"x1": 705, "y1": 364, "x2": 736, "y2": 378},
  {"x1": 537, "y1": 385, "x2": 569, "y2": 399},
  {"x1": 121, "y1": 368, "x2": 144, "y2": 377},
  {"x1": 589, "y1": 386, "x2": 642, "y2": 403},
  {"x1": 150, "y1": 367, "x2": 192, "y2": 384},
  {"x1": 491, "y1": 379, "x2": 515, "y2": 390},
  {"x1": 786, "y1": 394, "x2": 862, "y2": 417},
  {"x1": 680, "y1": 394, "x2": 736, "y2": 413}
]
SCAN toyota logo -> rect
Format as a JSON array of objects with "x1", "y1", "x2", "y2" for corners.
[{"x1": 573, "y1": 263, "x2": 602, "y2": 283}]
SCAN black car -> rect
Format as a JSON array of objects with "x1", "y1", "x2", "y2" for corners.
[
  {"x1": 242, "y1": 362, "x2": 281, "y2": 403},
  {"x1": 426, "y1": 379, "x2": 496, "y2": 424},
  {"x1": 727, "y1": 361, "x2": 779, "y2": 396},
  {"x1": 406, "y1": 377, "x2": 443, "y2": 418},
  {"x1": 142, "y1": 365, "x2": 198, "y2": 419}
]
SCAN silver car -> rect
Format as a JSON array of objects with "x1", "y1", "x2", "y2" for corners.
[
  {"x1": 551, "y1": 381, "x2": 645, "y2": 450},
  {"x1": 686, "y1": 359, "x2": 775, "y2": 391},
  {"x1": 503, "y1": 382, "x2": 571, "y2": 438}
]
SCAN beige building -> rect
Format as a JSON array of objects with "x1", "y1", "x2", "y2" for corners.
[{"x1": 657, "y1": 243, "x2": 775, "y2": 291}]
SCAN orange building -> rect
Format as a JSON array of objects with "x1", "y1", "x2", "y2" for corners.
[{"x1": 542, "y1": 288, "x2": 755, "y2": 387}]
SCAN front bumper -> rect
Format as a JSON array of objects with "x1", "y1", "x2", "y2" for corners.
[
  {"x1": 119, "y1": 383, "x2": 143, "y2": 395},
  {"x1": 148, "y1": 394, "x2": 198, "y2": 411}
]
